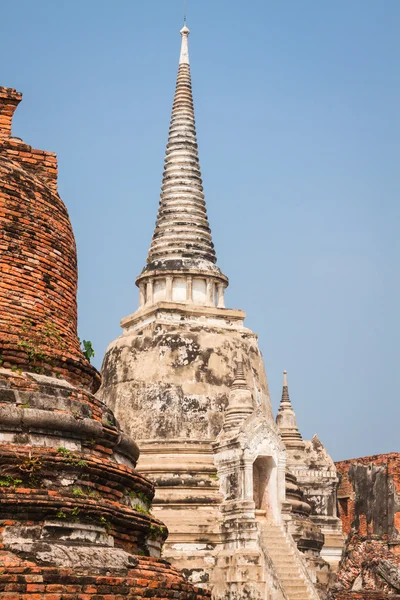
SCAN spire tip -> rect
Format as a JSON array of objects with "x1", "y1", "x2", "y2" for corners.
[{"x1": 179, "y1": 24, "x2": 190, "y2": 65}]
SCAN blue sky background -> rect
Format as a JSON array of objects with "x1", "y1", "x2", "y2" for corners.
[{"x1": 1, "y1": 1, "x2": 399, "y2": 461}]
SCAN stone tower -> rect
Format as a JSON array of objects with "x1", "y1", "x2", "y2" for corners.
[
  {"x1": 0, "y1": 85, "x2": 210, "y2": 599},
  {"x1": 276, "y1": 371, "x2": 345, "y2": 572},
  {"x1": 98, "y1": 25, "x2": 338, "y2": 598}
]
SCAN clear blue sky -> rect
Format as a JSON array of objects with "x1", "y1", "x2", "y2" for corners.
[{"x1": 2, "y1": 1, "x2": 399, "y2": 461}]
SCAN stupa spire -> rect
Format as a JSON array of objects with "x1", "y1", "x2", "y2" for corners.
[
  {"x1": 222, "y1": 357, "x2": 255, "y2": 435},
  {"x1": 276, "y1": 370, "x2": 305, "y2": 449},
  {"x1": 136, "y1": 24, "x2": 227, "y2": 310},
  {"x1": 179, "y1": 24, "x2": 190, "y2": 65}
]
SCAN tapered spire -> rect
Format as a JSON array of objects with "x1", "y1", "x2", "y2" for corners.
[
  {"x1": 231, "y1": 359, "x2": 247, "y2": 390},
  {"x1": 276, "y1": 371, "x2": 305, "y2": 449},
  {"x1": 179, "y1": 25, "x2": 190, "y2": 64},
  {"x1": 222, "y1": 357, "x2": 254, "y2": 435},
  {"x1": 138, "y1": 25, "x2": 226, "y2": 282}
]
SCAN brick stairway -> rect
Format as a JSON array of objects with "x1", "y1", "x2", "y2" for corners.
[{"x1": 260, "y1": 522, "x2": 320, "y2": 600}]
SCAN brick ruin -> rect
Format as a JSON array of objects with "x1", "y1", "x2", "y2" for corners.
[
  {"x1": 1, "y1": 21, "x2": 398, "y2": 600},
  {"x1": 332, "y1": 454, "x2": 400, "y2": 599},
  {"x1": 0, "y1": 85, "x2": 210, "y2": 599}
]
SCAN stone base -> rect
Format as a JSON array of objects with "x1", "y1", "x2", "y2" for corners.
[
  {"x1": 0, "y1": 550, "x2": 210, "y2": 598},
  {"x1": 210, "y1": 548, "x2": 278, "y2": 600}
]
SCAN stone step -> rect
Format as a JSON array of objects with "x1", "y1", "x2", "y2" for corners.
[
  {"x1": 267, "y1": 551, "x2": 297, "y2": 559},
  {"x1": 276, "y1": 568, "x2": 303, "y2": 575},
  {"x1": 266, "y1": 548, "x2": 296, "y2": 556},
  {"x1": 261, "y1": 524, "x2": 318, "y2": 600}
]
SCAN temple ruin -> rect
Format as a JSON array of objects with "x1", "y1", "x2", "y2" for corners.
[
  {"x1": 333, "y1": 453, "x2": 400, "y2": 599},
  {"x1": 1, "y1": 17, "x2": 398, "y2": 600}
]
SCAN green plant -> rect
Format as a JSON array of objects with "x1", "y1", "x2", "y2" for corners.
[
  {"x1": 209, "y1": 473, "x2": 219, "y2": 480},
  {"x1": 0, "y1": 476, "x2": 22, "y2": 487},
  {"x1": 149, "y1": 523, "x2": 166, "y2": 540},
  {"x1": 98, "y1": 515, "x2": 111, "y2": 532},
  {"x1": 73, "y1": 487, "x2": 84, "y2": 496},
  {"x1": 18, "y1": 319, "x2": 66, "y2": 371},
  {"x1": 71, "y1": 506, "x2": 80, "y2": 521},
  {"x1": 130, "y1": 490, "x2": 152, "y2": 510},
  {"x1": 56, "y1": 509, "x2": 66, "y2": 519},
  {"x1": 134, "y1": 504, "x2": 150, "y2": 515},
  {"x1": 58, "y1": 446, "x2": 73, "y2": 457},
  {"x1": 57, "y1": 447, "x2": 88, "y2": 468},
  {"x1": 18, "y1": 339, "x2": 51, "y2": 365},
  {"x1": 87, "y1": 488, "x2": 101, "y2": 499},
  {"x1": 81, "y1": 340, "x2": 95, "y2": 362},
  {"x1": 28, "y1": 474, "x2": 41, "y2": 488}
]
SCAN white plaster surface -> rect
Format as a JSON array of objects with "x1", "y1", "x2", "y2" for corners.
[{"x1": 172, "y1": 277, "x2": 186, "y2": 302}]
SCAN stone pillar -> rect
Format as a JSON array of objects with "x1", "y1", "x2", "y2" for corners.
[
  {"x1": 206, "y1": 278, "x2": 213, "y2": 306},
  {"x1": 186, "y1": 276, "x2": 193, "y2": 304},
  {"x1": 212, "y1": 283, "x2": 217, "y2": 306},
  {"x1": 146, "y1": 279, "x2": 153, "y2": 306},
  {"x1": 217, "y1": 283, "x2": 225, "y2": 308},
  {"x1": 139, "y1": 283, "x2": 146, "y2": 308},
  {"x1": 244, "y1": 458, "x2": 254, "y2": 502},
  {"x1": 278, "y1": 453, "x2": 287, "y2": 509},
  {"x1": 166, "y1": 276, "x2": 173, "y2": 302}
]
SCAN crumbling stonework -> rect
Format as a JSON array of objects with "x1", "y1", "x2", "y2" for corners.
[
  {"x1": 333, "y1": 454, "x2": 400, "y2": 599},
  {"x1": 0, "y1": 84, "x2": 210, "y2": 599},
  {"x1": 0, "y1": 87, "x2": 98, "y2": 391}
]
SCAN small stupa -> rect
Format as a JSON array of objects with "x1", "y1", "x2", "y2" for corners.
[{"x1": 276, "y1": 371, "x2": 345, "y2": 571}]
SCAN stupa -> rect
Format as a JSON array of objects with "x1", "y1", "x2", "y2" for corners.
[
  {"x1": 99, "y1": 24, "x2": 344, "y2": 598},
  {"x1": 276, "y1": 372, "x2": 345, "y2": 574},
  {"x1": 0, "y1": 85, "x2": 210, "y2": 599}
]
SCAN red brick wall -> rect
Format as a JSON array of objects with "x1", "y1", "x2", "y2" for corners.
[
  {"x1": 0, "y1": 88, "x2": 21, "y2": 141},
  {"x1": 0, "y1": 555, "x2": 211, "y2": 599},
  {"x1": 336, "y1": 453, "x2": 400, "y2": 542},
  {"x1": 0, "y1": 86, "x2": 99, "y2": 391},
  {"x1": 333, "y1": 454, "x2": 400, "y2": 597}
]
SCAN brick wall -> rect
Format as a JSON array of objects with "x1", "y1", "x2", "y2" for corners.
[
  {"x1": 336, "y1": 453, "x2": 400, "y2": 542},
  {"x1": 0, "y1": 87, "x2": 22, "y2": 141},
  {"x1": 332, "y1": 454, "x2": 400, "y2": 598},
  {"x1": 0, "y1": 86, "x2": 100, "y2": 391}
]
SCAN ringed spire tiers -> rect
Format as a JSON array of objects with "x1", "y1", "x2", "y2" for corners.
[
  {"x1": 276, "y1": 370, "x2": 305, "y2": 449},
  {"x1": 136, "y1": 24, "x2": 228, "y2": 310}
]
